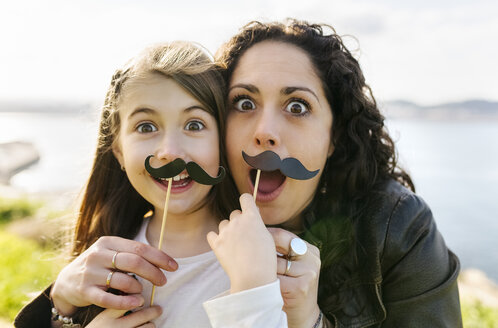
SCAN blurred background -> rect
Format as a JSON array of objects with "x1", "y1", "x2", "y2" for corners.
[{"x1": 1, "y1": 0, "x2": 497, "y2": 326}]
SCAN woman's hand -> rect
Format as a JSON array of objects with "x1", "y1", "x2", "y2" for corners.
[
  {"x1": 85, "y1": 306, "x2": 162, "y2": 328},
  {"x1": 207, "y1": 193, "x2": 277, "y2": 293},
  {"x1": 51, "y1": 236, "x2": 178, "y2": 316},
  {"x1": 268, "y1": 228, "x2": 322, "y2": 328}
]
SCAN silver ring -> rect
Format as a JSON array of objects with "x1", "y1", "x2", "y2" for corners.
[
  {"x1": 289, "y1": 237, "x2": 308, "y2": 260},
  {"x1": 111, "y1": 251, "x2": 119, "y2": 270},
  {"x1": 106, "y1": 271, "x2": 115, "y2": 289},
  {"x1": 284, "y1": 258, "x2": 292, "y2": 276}
]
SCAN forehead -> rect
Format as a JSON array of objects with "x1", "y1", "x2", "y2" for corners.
[
  {"x1": 230, "y1": 41, "x2": 323, "y2": 90},
  {"x1": 121, "y1": 73, "x2": 174, "y2": 100},
  {"x1": 118, "y1": 73, "x2": 200, "y2": 113}
]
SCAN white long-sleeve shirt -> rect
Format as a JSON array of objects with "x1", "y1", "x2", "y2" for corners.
[
  {"x1": 203, "y1": 280, "x2": 287, "y2": 328},
  {"x1": 134, "y1": 218, "x2": 287, "y2": 328}
]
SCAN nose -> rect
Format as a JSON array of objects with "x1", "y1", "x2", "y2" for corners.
[
  {"x1": 155, "y1": 132, "x2": 185, "y2": 163},
  {"x1": 253, "y1": 108, "x2": 280, "y2": 149}
]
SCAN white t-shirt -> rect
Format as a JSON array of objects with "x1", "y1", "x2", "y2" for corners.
[{"x1": 134, "y1": 218, "x2": 287, "y2": 328}]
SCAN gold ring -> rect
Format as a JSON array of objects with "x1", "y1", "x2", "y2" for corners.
[
  {"x1": 284, "y1": 258, "x2": 292, "y2": 276},
  {"x1": 111, "y1": 251, "x2": 119, "y2": 270},
  {"x1": 106, "y1": 271, "x2": 115, "y2": 289}
]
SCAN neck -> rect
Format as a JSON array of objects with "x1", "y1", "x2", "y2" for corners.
[
  {"x1": 147, "y1": 205, "x2": 219, "y2": 258},
  {"x1": 277, "y1": 214, "x2": 305, "y2": 235}
]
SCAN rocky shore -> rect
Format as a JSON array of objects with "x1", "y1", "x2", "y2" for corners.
[{"x1": 0, "y1": 141, "x2": 40, "y2": 184}]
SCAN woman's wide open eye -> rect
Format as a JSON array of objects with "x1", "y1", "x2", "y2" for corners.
[
  {"x1": 185, "y1": 120, "x2": 205, "y2": 131},
  {"x1": 136, "y1": 122, "x2": 158, "y2": 133},
  {"x1": 233, "y1": 96, "x2": 256, "y2": 111},
  {"x1": 285, "y1": 100, "x2": 310, "y2": 116}
]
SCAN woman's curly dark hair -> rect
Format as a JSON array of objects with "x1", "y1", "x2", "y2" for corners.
[{"x1": 217, "y1": 19, "x2": 414, "y2": 317}]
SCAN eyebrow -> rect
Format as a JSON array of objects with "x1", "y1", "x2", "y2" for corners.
[
  {"x1": 229, "y1": 84, "x2": 320, "y2": 103},
  {"x1": 229, "y1": 83, "x2": 259, "y2": 94},
  {"x1": 281, "y1": 87, "x2": 319, "y2": 102},
  {"x1": 128, "y1": 107, "x2": 156, "y2": 119},
  {"x1": 184, "y1": 105, "x2": 211, "y2": 115},
  {"x1": 127, "y1": 105, "x2": 208, "y2": 120}
]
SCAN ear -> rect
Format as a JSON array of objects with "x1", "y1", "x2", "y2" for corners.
[{"x1": 327, "y1": 141, "x2": 335, "y2": 158}]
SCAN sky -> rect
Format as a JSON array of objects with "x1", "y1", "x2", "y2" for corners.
[{"x1": 1, "y1": 0, "x2": 497, "y2": 106}]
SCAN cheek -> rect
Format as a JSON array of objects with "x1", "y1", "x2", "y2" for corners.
[
  {"x1": 199, "y1": 138, "x2": 221, "y2": 175},
  {"x1": 294, "y1": 134, "x2": 330, "y2": 171},
  {"x1": 123, "y1": 144, "x2": 146, "y2": 166},
  {"x1": 313, "y1": 121, "x2": 333, "y2": 163},
  {"x1": 209, "y1": 150, "x2": 221, "y2": 174}
]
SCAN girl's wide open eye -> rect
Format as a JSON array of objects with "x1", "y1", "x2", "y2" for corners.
[
  {"x1": 185, "y1": 120, "x2": 205, "y2": 131},
  {"x1": 285, "y1": 100, "x2": 310, "y2": 116},
  {"x1": 233, "y1": 96, "x2": 256, "y2": 111},
  {"x1": 136, "y1": 122, "x2": 158, "y2": 133}
]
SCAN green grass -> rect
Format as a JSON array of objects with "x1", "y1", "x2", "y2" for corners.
[
  {"x1": 0, "y1": 230, "x2": 62, "y2": 322},
  {"x1": 0, "y1": 197, "x2": 41, "y2": 224},
  {"x1": 462, "y1": 300, "x2": 498, "y2": 327}
]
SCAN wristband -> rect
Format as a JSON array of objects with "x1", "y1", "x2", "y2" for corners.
[{"x1": 51, "y1": 304, "x2": 81, "y2": 327}]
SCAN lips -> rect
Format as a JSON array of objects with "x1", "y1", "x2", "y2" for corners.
[{"x1": 249, "y1": 169, "x2": 286, "y2": 202}]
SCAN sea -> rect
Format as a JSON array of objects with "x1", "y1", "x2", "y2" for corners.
[{"x1": 1, "y1": 111, "x2": 497, "y2": 282}]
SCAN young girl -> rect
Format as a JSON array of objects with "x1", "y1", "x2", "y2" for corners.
[{"x1": 15, "y1": 42, "x2": 286, "y2": 328}]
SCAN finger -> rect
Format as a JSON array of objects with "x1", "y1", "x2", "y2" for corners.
[
  {"x1": 106, "y1": 250, "x2": 167, "y2": 287},
  {"x1": 99, "y1": 236, "x2": 178, "y2": 271},
  {"x1": 239, "y1": 193, "x2": 259, "y2": 214},
  {"x1": 136, "y1": 324, "x2": 155, "y2": 328},
  {"x1": 277, "y1": 249, "x2": 320, "y2": 272},
  {"x1": 98, "y1": 308, "x2": 129, "y2": 319},
  {"x1": 277, "y1": 274, "x2": 295, "y2": 295},
  {"x1": 117, "y1": 306, "x2": 162, "y2": 327},
  {"x1": 87, "y1": 287, "x2": 144, "y2": 310},
  {"x1": 267, "y1": 227, "x2": 297, "y2": 255},
  {"x1": 277, "y1": 257, "x2": 295, "y2": 277},
  {"x1": 218, "y1": 219, "x2": 230, "y2": 230},
  {"x1": 228, "y1": 210, "x2": 241, "y2": 220},
  {"x1": 206, "y1": 231, "x2": 218, "y2": 249},
  {"x1": 278, "y1": 271, "x2": 319, "y2": 300},
  {"x1": 105, "y1": 271, "x2": 143, "y2": 294}
]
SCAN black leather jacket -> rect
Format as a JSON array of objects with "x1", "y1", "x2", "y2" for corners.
[
  {"x1": 324, "y1": 179, "x2": 462, "y2": 327},
  {"x1": 15, "y1": 180, "x2": 462, "y2": 327}
]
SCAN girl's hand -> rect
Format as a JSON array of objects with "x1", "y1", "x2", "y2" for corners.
[
  {"x1": 51, "y1": 236, "x2": 178, "y2": 316},
  {"x1": 86, "y1": 306, "x2": 162, "y2": 328},
  {"x1": 268, "y1": 228, "x2": 322, "y2": 328},
  {"x1": 207, "y1": 193, "x2": 277, "y2": 293}
]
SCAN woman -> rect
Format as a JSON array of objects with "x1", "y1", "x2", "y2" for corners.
[{"x1": 212, "y1": 19, "x2": 462, "y2": 327}]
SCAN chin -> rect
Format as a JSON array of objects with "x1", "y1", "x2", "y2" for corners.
[{"x1": 258, "y1": 207, "x2": 287, "y2": 226}]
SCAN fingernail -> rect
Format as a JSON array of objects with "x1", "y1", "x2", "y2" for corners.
[
  {"x1": 136, "y1": 296, "x2": 145, "y2": 307},
  {"x1": 169, "y1": 260, "x2": 178, "y2": 270}
]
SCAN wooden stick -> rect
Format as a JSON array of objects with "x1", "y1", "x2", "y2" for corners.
[
  {"x1": 150, "y1": 177, "x2": 173, "y2": 306},
  {"x1": 253, "y1": 169, "x2": 261, "y2": 200}
]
